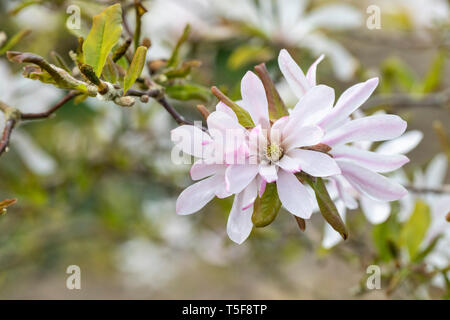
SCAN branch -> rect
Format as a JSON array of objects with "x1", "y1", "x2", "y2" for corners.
[
  {"x1": 0, "y1": 91, "x2": 78, "y2": 157},
  {"x1": 363, "y1": 89, "x2": 450, "y2": 110},
  {"x1": 21, "y1": 91, "x2": 79, "y2": 120},
  {"x1": 406, "y1": 185, "x2": 450, "y2": 195}
]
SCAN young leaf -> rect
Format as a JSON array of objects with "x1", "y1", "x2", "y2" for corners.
[
  {"x1": 421, "y1": 51, "x2": 446, "y2": 93},
  {"x1": 227, "y1": 44, "x2": 273, "y2": 70},
  {"x1": 0, "y1": 29, "x2": 31, "y2": 55},
  {"x1": 211, "y1": 86, "x2": 254, "y2": 128},
  {"x1": 305, "y1": 176, "x2": 348, "y2": 240},
  {"x1": 252, "y1": 183, "x2": 282, "y2": 227},
  {"x1": 83, "y1": 4, "x2": 123, "y2": 77},
  {"x1": 166, "y1": 83, "x2": 210, "y2": 102},
  {"x1": 167, "y1": 24, "x2": 190, "y2": 68},
  {"x1": 123, "y1": 46, "x2": 147, "y2": 94},
  {"x1": 372, "y1": 214, "x2": 402, "y2": 262},
  {"x1": 400, "y1": 200, "x2": 431, "y2": 260},
  {"x1": 0, "y1": 198, "x2": 17, "y2": 215}
]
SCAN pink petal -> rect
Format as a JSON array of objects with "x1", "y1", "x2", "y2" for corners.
[
  {"x1": 330, "y1": 175, "x2": 358, "y2": 210},
  {"x1": 338, "y1": 160, "x2": 408, "y2": 201},
  {"x1": 318, "y1": 78, "x2": 379, "y2": 130},
  {"x1": 288, "y1": 149, "x2": 341, "y2": 177},
  {"x1": 306, "y1": 54, "x2": 325, "y2": 86},
  {"x1": 425, "y1": 153, "x2": 448, "y2": 189},
  {"x1": 282, "y1": 125, "x2": 324, "y2": 151},
  {"x1": 241, "y1": 71, "x2": 269, "y2": 127},
  {"x1": 270, "y1": 116, "x2": 289, "y2": 145},
  {"x1": 259, "y1": 162, "x2": 278, "y2": 183},
  {"x1": 360, "y1": 196, "x2": 391, "y2": 224},
  {"x1": 287, "y1": 84, "x2": 335, "y2": 128},
  {"x1": 176, "y1": 176, "x2": 219, "y2": 215},
  {"x1": 227, "y1": 192, "x2": 254, "y2": 244},
  {"x1": 277, "y1": 170, "x2": 314, "y2": 219},
  {"x1": 331, "y1": 145, "x2": 409, "y2": 173},
  {"x1": 190, "y1": 160, "x2": 224, "y2": 180},
  {"x1": 171, "y1": 125, "x2": 212, "y2": 158},
  {"x1": 278, "y1": 49, "x2": 311, "y2": 98},
  {"x1": 322, "y1": 114, "x2": 407, "y2": 146},
  {"x1": 225, "y1": 164, "x2": 259, "y2": 194}
]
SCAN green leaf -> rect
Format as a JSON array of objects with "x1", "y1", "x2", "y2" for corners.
[
  {"x1": 167, "y1": 24, "x2": 190, "y2": 68},
  {"x1": 305, "y1": 176, "x2": 348, "y2": 240},
  {"x1": 381, "y1": 58, "x2": 417, "y2": 92},
  {"x1": 413, "y1": 234, "x2": 443, "y2": 263},
  {"x1": 123, "y1": 46, "x2": 147, "y2": 94},
  {"x1": 227, "y1": 44, "x2": 273, "y2": 70},
  {"x1": 254, "y1": 63, "x2": 288, "y2": 121},
  {"x1": 0, "y1": 29, "x2": 31, "y2": 55},
  {"x1": 372, "y1": 215, "x2": 402, "y2": 262},
  {"x1": 252, "y1": 183, "x2": 281, "y2": 227},
  {"x1": 420, "y1": 51, "x2": 447, "y2": 93},
  {"x1": 165, "y1": 83, "x2": 210, "y2": 102},
  {"x1": 83, "y1": 3, "x2": 123, "y2": 77},
  {"x1": 102, "y1": 55, "x2": 118, "y2": 84},
  {"x1": 400, "y1": 200, "x2": 431, "y2": 260}
]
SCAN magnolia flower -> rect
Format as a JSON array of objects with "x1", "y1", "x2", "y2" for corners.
[
  {"x1": 213, "y1": 0, "x2": 363, "y2": 80},
  {"x1": 172, "y1": 63, "x2": 341, "y2": 243},
  {"x1": 322, "y1": 129, "x2": 423, "y2": 249}
]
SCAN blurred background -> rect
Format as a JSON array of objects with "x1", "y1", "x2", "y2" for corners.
[{"x1": 0, "y1": 0, "x2": 448, "y2": 299}]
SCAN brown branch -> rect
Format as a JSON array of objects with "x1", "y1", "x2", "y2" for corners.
[
  {"x1": 406, "y1": 185, "x2": 450, "y2": 195},
  {"x1": 157, "y1": 96, "x2": 194, "y2": 126},
  {"x1": 21, "y1": 91, "x2": 79, "y2": 120},
  {"x1": 0, "y1": 119, "x2": 17, "y2": 156}
]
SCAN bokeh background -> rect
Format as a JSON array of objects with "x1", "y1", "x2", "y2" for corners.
[{"x1": 0, "y1": 0, "x2": 448, "y2": 299}]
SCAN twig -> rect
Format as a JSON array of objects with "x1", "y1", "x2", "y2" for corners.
[
  {"x1": 363, "y1": 90, "x2": 450, "y2": 110},
  {"x1": 406, "y1": 185, "x2": 450, "y2": 195},
  {"x1": 0, "y1": 119, "x2": 16, "y2": 156},
  {"x1": 157, "y1": 96, "x2": 194, "y2": 126},
  {"x1": 21, "y1": 91, "x2": 79, "y2": 120}
]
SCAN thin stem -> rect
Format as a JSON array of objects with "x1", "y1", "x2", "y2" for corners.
[
  {"x1": 0, "y1": 119, "x2": 16, "y2": 156},
  {"x1": 406, "y1": 185, "x2": 450, "y2": 195},
  {"x1": 157, "y1": 97, "x2": 194, "y2": 126},
  {"x1": 363, "y1": 89, "x2": 450, "y2": 110},
  {"x1": 21, "y1": 91, "x2": 79, "y2": 120}
]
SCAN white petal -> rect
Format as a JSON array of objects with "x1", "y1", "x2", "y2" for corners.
[
  {"x1": 176, "y1": 175, "x2": 219, "y2": 215},
  {"x1": 306, "y1": 54, "x2": 325, "y2": 86},
  {"x1": 171, "y1": 125, "x2": 212, "y2": 158},
  {"x1": 259, "y1": 163, "x2": 278, "y2": 183},
  {"x1": 241, "y1": 71, "x2": 269, "y2": 127},
  {"x1": 227, "y1": 192, "x2": 253, "y2": 244},
  {"x1": 318, "y1": 78, "x2": 379, "y2": 130},
  {"x1": 288, "y1": 149, "x2": 341, "y2": 177},
  {"x1": 338, "y1": 160, "x2": 408, "y2": 201},
  {"x1": 322, "y1": 201, "x2": 346, "y2": 249},
  {"x1": 190, "y1": 159, "x2": 223, "y2": 180},
  {"x1": 425, "y1": 153, "x2": 448, "y2": 189},
  {"x1": 332, "y1": 175, "x2": 358, "y2": 209},
  {"x1": 331, "y1": 145, "x2": 410, "y2": 173},
  {"x1": 225, "y1": 164, "x2": 259, "y2": 194},
  {"x1": 376, "y1": 130, "x2": 423, "y2": 155},
  {"x1": 277, "y1": 170, "x2": 313, "y2": 219},
  {"x1": 360, "y1": 196, "x2": 391, "y2": 224},
  {"x1": 241, "y1": 179, "x2": 258, "y2": 210},
  {"x1": 277, "y1": 154, "x2": 302, "y2": 173},
  {"x1": 278, "y1": 49, "x2": 311, "y2": 98},
  {"x1": 288, "y1": 84, "x2": 335, "y2": 126},
  {"x1": 322, "y1": 114, "x2": 407, "y2": 146},
  {"x1": 282, "y1": 125, "x2": 324, "y2": 151}
]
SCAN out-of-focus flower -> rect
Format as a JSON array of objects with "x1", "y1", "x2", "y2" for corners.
[
  {"x1": 214, "y1": 0, "x2": 363, "y2": 80},
  {"x1": 142, "y1": 0, "x2": 232, "y2": 59},
  {"x1": 0, "y1": 61, "x2": 60, "y2": 175},
  {"x1": 376, "y1": 0, "x2": 449, "y2": 29}
]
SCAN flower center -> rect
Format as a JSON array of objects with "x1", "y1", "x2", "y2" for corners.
[{"x1": 265, "y1": 143, "x2": 283, "y2": 163}]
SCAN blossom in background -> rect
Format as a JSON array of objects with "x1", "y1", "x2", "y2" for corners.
[
  {"x1": 142, "y1": 0, "x2": 232, "y2": 59},
  {"x1": 213, "y1": 0, "x2": 363, "y2": 80},
  {"x1": 0, "y1": 60, "x2": 60, "y2": 175}
]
